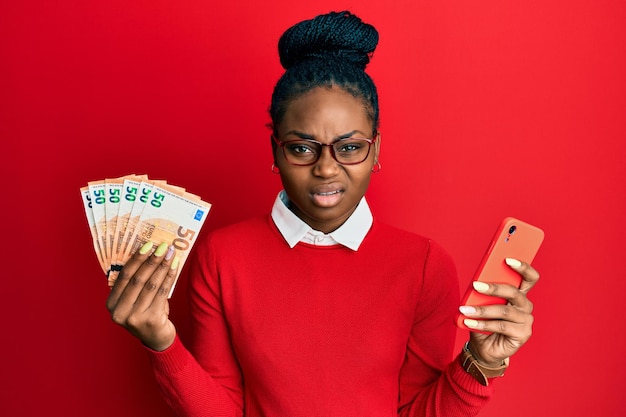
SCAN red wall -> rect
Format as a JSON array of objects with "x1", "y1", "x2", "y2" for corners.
[{"x1": 3, "y1": 1, "x2": 625, "y2": 416}]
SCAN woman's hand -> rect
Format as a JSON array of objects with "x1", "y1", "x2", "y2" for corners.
[
  {"x1": 459, "y1": 258, "x2": 540, "y2": 367},
  {"x1": 106, "y1": 241, "x2": 179, "y2": 351}
]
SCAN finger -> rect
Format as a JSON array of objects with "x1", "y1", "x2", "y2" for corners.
[
  {"x1": 469, "y1": 281, "x2": 533, "y2": 312},
  {"x1": 109, "y1": 242, "x2": 172, "y2": 319},
  {"x1": 506, "y1": 258, "x2": 540, "y2": 294},
  {"x1": 459, "y1": 302, "x2": 529, "y2": 324},
  {"x1": 134, "y1": 247, "x2": 179, "y2": 312},
  {"x1": 462, "y1": 313, "x2": 534, "y2": 341},
  {"x1": 106, "y1": 240, "x2": 156, "y2": 310},
  {"x1": 148, "y1": 255, "x2": 180, "y2": 310}
]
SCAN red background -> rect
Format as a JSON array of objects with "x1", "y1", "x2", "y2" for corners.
[{"x1": 2, "y1": 1, "x2": 625, "y2": 416}]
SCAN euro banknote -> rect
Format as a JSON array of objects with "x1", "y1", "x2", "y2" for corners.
[{"x1": 80, "y1": 175, "x2": 211, "y2": 297}]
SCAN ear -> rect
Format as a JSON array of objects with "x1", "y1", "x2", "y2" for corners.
[
  {"x1": 270, "y1": 133, "x2": 277, "y2": 154},
  {"x1": 373, "y1": 130, "x2": 381, "y2": 162},
  {"x1": 268, "y1": 123, "x2": 279, "y2": 155}
]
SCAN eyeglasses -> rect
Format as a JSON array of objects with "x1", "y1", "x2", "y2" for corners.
[{"x1": 272, "y1": 133, "x2": 378, "y2": 166}]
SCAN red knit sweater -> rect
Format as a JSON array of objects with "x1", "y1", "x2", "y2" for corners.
[{"x1": 147, "y1": 215, "x2": 494, "y2": 416}]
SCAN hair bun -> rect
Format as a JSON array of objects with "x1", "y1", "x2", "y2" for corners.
[{"x1": 278, "y1": 11, "x2": 379, "y2": 71}]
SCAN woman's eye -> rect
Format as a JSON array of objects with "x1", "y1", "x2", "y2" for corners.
[
  {"x1": 336, "y1": 141, "x2": 361, "y2": 153},
  {"x1": 288, "y1": 143, "x2": 316, "y2": 154}
]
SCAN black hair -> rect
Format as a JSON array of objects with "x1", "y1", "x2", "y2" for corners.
[{"x1": 269, "y1": 11, "x2": 380, "y2": 135}]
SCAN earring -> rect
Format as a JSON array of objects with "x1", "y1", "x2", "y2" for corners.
[
  {"x1": 371, "y1": 161, "x2": 382, "y2": 173},
  {"x1": 271, "y1": 163, "x2": 280, "y2": 174}
]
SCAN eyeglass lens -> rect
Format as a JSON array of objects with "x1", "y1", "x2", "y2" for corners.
[{"x1": 282, "y1": 138, "x2": 372, "y2": 165}]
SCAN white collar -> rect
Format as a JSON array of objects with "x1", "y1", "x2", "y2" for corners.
[{"x1": 270, "y1": 190, "x2": 373, "y2": 251}]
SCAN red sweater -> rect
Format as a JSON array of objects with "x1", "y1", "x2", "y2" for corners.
[{"x1": 147, "y1": 215, "x2": 494, "y2": 416}]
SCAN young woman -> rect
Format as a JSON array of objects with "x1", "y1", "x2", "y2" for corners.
[{"x1": 107, "y1": 11, "x2": 539, "y2": 417}]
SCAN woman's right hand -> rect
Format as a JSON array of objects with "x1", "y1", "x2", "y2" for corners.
[{"x1": 106, "y1": 241, "x2": 179, "y2": 351}]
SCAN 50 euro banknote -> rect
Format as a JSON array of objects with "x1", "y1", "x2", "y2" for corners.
[{"x1": 80, "y1": 175, "x2": 211, "y2": 297}]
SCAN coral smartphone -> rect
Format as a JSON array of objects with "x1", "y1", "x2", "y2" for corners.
[{"x1": 456, "y1": 217, "x2": 545, "y2": 332}]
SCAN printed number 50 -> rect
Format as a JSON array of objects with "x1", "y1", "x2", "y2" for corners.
[{"x1": 173, "y1": 227, "x2": 196, "y2": 251}]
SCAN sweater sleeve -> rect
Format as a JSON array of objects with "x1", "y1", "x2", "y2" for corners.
[
  {"x1": 398, "y1": 240, "x2": 494, "y2": 417},
  {"x1": 144, "y1": 236, "x2": 244, "y2": 417}
]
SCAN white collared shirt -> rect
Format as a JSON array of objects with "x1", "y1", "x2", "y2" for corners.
[{"x1": 270, "y1": 190, "x2": 373, "y2": 251}]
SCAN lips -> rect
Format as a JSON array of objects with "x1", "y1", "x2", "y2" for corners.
[
  {"x1": 316, "y1": 190, "x2": 342, "y2": 196},
  {"x1": 310, "y1": 185, "x2": 344, "y2": 207},
  {"x1": 312, "y1": 182, "x2": 344, "y2": 195}
]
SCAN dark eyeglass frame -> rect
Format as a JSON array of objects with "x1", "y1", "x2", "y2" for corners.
[{"x1": 272, "y1": 131, "x2": 378, "y2": 166}]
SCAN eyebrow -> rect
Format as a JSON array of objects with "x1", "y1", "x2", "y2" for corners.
[{"x1": 283, "y1": 130, "x2": 363, "y2": 141}]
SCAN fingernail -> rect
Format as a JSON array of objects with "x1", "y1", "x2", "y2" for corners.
[
  {"x1": 170, "y1": 256, "x2": 180, "y2": 270},
  {"x1": 464, "y1": 319, "x2": 480, "y2": 328},
  {"x1": 459, "y1": 306, "x2": 476, "y2": 315},
  {"x1": 139, "y1": 241, "x2": 154, "y2": 255},
  {"x1": 154, "y1": 242, "x2": 169, "y2": 257},
  {"x1": 473, "y1": 281, "x2": 490, "y2": 293},
  {"x1": 165, "y1": 245, "x2": 175, "y2": 261},
  {"x1": 505, "y1": 258, "x2": 522, "y2": 268}
]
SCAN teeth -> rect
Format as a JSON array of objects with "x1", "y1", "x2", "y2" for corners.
[{"x1": 318, "y1": 190, "x2": 340, "y2": 196}]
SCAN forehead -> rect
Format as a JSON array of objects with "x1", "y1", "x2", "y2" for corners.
[{"x1": 278, "y1": 86, "x2": 373, "y2": 137}]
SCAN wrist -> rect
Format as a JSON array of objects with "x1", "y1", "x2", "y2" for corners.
[
  {"x1": 460, "y1": 341, "x2": 509, "y2": 386},
  {"x1": 467, "y1": 341, "x2": 505, "y2": 368},
  {"x1": 142, "y1": 332, "x2": 176, "y2": 352}
]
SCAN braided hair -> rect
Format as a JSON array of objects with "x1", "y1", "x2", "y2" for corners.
[{"x1": 270, "y1": 11, "x2": 380, "y2": 135}]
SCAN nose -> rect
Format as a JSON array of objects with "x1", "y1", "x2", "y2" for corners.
[{"x1": 313, "y1": 144, "x2": 340, "y2": 177}]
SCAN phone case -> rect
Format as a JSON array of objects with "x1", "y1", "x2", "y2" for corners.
[{"x1": 455, "y1": 217, "x2": 545, "y2": 332}]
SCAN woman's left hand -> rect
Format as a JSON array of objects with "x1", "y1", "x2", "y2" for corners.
[{"x1": 459, "y1": 258, "x2": 540, "y2": 367}]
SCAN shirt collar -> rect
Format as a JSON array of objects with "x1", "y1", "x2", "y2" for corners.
[{"x1": 271, "y1": 190, "x2": 373, "y2": 251}]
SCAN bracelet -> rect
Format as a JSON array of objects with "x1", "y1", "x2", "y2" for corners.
[{"x1": 460, "y1": 341, "x2": 509, "y2": 386}]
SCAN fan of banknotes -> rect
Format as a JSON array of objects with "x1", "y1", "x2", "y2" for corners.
[{"x1": 80, "y1": 174, "x2": 211, "y2": 297}]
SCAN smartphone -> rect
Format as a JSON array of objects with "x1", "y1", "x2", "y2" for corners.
[{"x1": 455, "y1": 217, "x2": 545, "y2": 332}]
